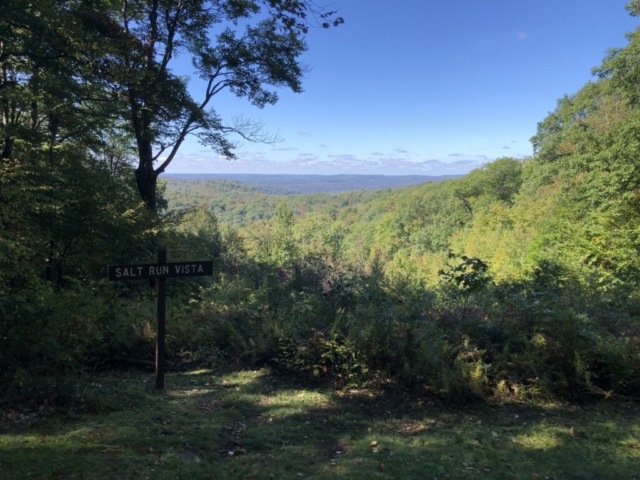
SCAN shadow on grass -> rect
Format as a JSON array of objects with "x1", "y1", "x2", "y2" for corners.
[{"x1": 1, "y1": 369, "x2": 639, "y2": 479}]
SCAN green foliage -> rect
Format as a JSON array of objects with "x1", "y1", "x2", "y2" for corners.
[
  {"x1": 275, "y1": 331, "x2": 368, "y2": 388},
  {"x1": 439, "y1": 253, "x2": 492, "y2": 296},
  {"x1": 4, "y1": 0, "x2": 640, "y2": 408},
  {"x1": 165, "y1": 206, "x2": 223, "y2": 262},
  {"x1": 269, "y1": 204, "x2": 298, "y2": 268},
  {"x1": 438, "y1": 252, "x2": 493, "y2": 323},
  {"x1": 481, "y1": 157, "x2": 524, "y2": 203}
]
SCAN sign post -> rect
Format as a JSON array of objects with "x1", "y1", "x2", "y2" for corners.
[
  {"x1": 156, "y1": 246, "x2": 167, "y2": 390},
  {"x1": 108, "y1": 247, "x2": 214, "y2": 390}
]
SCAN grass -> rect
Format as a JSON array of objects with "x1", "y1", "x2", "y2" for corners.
[{"x1": 1, "y1": 369, "x2": 639, "y2": 479}]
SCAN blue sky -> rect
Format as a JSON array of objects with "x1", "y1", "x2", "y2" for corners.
[{"x1": 164, "y1": 1, "x2": 638, "y2": 175}]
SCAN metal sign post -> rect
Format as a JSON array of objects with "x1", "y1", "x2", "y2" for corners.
[{"x1": 108, "y1": 247, "x2": 214, "y2": 390}]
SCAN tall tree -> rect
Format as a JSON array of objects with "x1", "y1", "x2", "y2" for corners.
[
  {"x1": 97, "y1": 0, "x2": 343, "y2": 211},
  {"x1": 0, "y1": 0, "x2": 145, "y2": 281}
]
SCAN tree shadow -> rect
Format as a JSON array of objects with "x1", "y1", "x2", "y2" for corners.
[{"x1": 1, "y1": 369, "x2": 639, "y2": 479}]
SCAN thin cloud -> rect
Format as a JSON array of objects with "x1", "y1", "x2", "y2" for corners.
[
  {"x1": 503, "y1": 146, "x2": 510, "y2": 150},
  {"x1": 327, "y1": 153, "x2": 362, "y2": 163},
  {"x1": 517, "y1": 31, "x2": 528, "y2": 40},
  {"x1": 271, "y1": 147, "x2": 298, "y2": 151},
  {"x1": 237, "y1": 151, "x2": 267, "y2": 160},
  {"x1": 394, "y1": 148, "x2": 409, "y2": 154},
  {"x1": 294, "y1": 153, "x2": 319, "y2": 161},
  {"x1": 451, "y1": 159, "x2": 480, "y2": 166},
  {"x1": 448, "y1": 153, "x2": 464, "y2": 157},
  {"x1": 511, "y1": 140, "x2": 518, "y2": 144},
  {"x1": 166, "y1": 151, "x2": 490, "y2": 175},
  {"x1": 297, "y1": 131, "x2": 312, "y2": 136},
  {"x1": 371, "y1": 152, "x2": 384, "y2": 156},
  {"x1": 319, "y1": 144, "x2": 328, "y2": 148}
]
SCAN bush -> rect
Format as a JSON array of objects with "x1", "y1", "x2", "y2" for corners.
[{"x1": 274, "y1": 330, "x2": 368, "y2": 389}]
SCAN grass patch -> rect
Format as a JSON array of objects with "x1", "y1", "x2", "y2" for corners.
[{"x1": 1, "y1": 369, "x2": 639, "y2": 479}]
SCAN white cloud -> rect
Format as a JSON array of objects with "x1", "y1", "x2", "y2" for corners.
[
  {"x1": 327, "y1": 153, "x2": 363, "y2": 164},
  {"x1": 517, "y1": 31, "x2": 528, "y2": 40},
  {"x1": 164, "y1": 151, "x2": 491, "y2": 175}
]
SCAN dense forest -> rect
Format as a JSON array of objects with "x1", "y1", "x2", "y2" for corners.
[
  {"x1": 162, "y1": 174, "x2": 461, "y2": 224},
  {"x1": 163, "y1": 177, "x2": 412, "y2": 224},
  {"x1": 3, "y1": 0, "x2": 640, "y2": 410}
]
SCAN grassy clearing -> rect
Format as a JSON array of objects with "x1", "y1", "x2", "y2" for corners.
[{"x1": 1, "y1": 369, "x2": 639, "y2": 479}]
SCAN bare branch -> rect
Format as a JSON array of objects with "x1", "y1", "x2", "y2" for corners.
[{"x1": 222, "y1": 115, "x2": 283, "y2": 144}]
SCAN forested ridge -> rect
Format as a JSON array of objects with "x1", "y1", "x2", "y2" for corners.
[
  {"x1": 164, "y1": 173, "x2": 462, "y2": 195},
  {"x1": 161, "y1": 175, "x2": 462, "y2": 224},
  {"x1": 3, "y1": 0, "x2": 640, "y2": 410},
  {"x1": 162, "y1": 177, "x2": 405, "y2": 224}
]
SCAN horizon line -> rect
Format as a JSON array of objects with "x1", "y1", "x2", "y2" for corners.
[{"x1": 161, "y1": 173, "x2": 463, "y2": 177}]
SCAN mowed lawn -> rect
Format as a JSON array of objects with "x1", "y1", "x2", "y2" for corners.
[{"x1": 1, "y1": 369, "x2": 639, "y2": 479}]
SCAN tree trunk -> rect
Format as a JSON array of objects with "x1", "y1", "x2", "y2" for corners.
[
  {"x1": 1, "y1": 136, "x2": 12, "y2": 160},
  {"x1": 135, "y1": 138, "x2": 157, "y2": 212}
]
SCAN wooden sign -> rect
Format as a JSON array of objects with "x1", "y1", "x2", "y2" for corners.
[
  {"x1": 108, "y1": 261, "x2": 213, "y2": 281},
  {"x1": 108, "y1": 247, "x2": 213, "y2": 390}
]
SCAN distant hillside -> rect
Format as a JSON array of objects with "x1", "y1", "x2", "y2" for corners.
[
  {"x1": 164, "y1": 178, "x2": 297, "y2": 197},
  {"x1": 162, "y1": 177, "x2": 402, "y2": 225},
  {"x1": 162, "y1": 173, "x2": 461, "y2": 194}
]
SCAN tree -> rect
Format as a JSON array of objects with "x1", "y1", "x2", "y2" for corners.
[
  {"x1": 626, "y1": 1, "x2": 640, "y2": 17},
  {"x1": 1, "y1": 0, "x2": 143, "y2": 281},
  {"x1": 270, "y1": 203, "x2": 298, "y2": 268},
  {"x1": 93, "y1": 0, "x2": 343, "y2": 211},
  {"x1": 481, "y1": 157, "x2": 523, "y2": 203},
  {"x1": 438, "y1": 252, "x2": 492, "y2": 323}
]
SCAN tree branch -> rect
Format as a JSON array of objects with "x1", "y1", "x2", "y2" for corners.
[{"x1": 160, "y1": 1, "x2": 184, "y2": 73}]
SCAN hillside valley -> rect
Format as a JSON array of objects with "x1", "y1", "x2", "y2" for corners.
[
  {"x1": 3, "y1": 2, "x2": 640, "y2": 478},
  {"x1": 162, "y1": 176, "x2": 437, "y2": 225}
]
